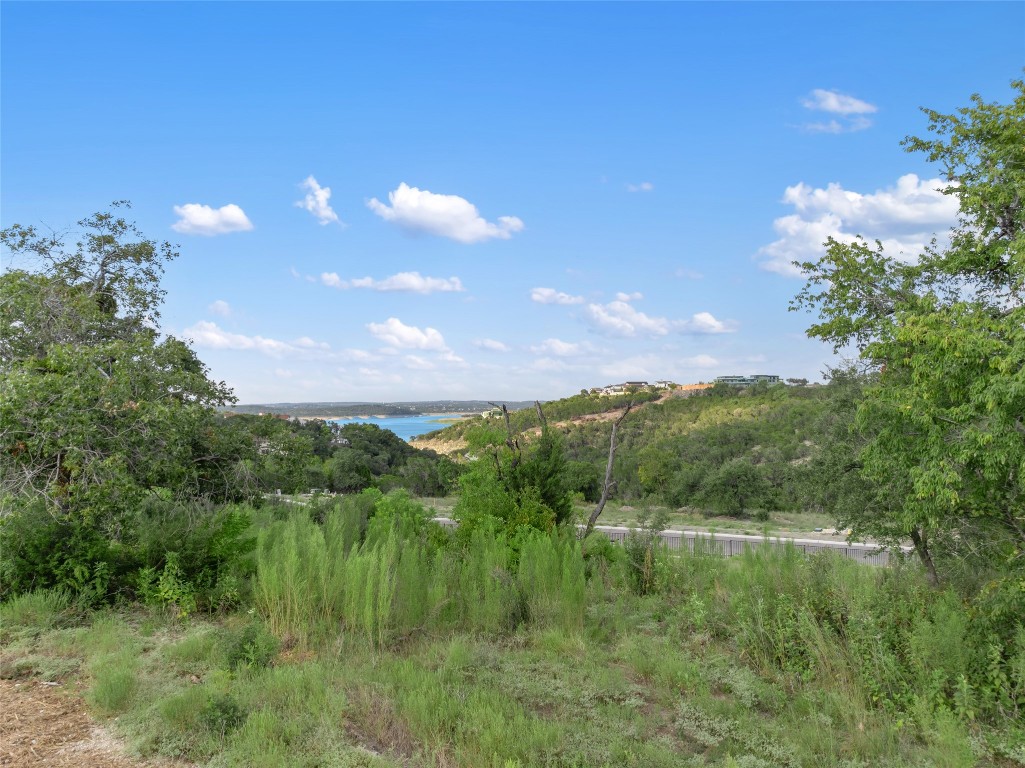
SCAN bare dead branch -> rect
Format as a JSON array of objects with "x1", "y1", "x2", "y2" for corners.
[{"x1": 583, "y1": 402, "x2": 633, "y2": 539}]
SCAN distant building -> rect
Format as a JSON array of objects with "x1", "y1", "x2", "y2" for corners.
[
  {"x1": 715, "y1": 374, "x2": 781, "y2": 387},
  {"x1": 654, "y1": 380, "x2": 675, "y2": 389}
]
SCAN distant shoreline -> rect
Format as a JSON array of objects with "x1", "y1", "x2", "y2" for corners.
[{"x1": 299, "y1": 412, "x2": 475, "y2": 422}]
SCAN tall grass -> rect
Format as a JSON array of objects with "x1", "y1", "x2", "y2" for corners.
[
  {"x1": 251, "y1": 490, "x2": 1021, "y2": 739},
  {"x1": 254, "y1": 492, "x2": 588, "y2": 649}
]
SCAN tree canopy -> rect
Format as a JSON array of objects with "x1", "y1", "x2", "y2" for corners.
[
  {"x1": 1, "y1": 205, "x2": 253, "y2": 595},
  {"x1": 792, "y1": 79, "x2": 1025, "y2": 578}
]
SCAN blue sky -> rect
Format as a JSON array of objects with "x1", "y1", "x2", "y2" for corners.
[{"x1": 3, "y1": 2, "x2": 1022, "y2": 403}]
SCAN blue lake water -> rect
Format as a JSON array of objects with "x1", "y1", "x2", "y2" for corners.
[{"x1": 328, "y1": 413, "x2": 467, "y2": 442}]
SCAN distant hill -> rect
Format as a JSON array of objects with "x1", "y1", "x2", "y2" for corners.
[
  {"x1": 225, "y1": 400, "x2": 537, "y2": 419},
  {"x1": 414, "y1": 382, "x2": 834, "y2": 515}
]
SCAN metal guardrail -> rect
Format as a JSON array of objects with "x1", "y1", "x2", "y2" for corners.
[{"x1": 432, "y1": 518, "x2": 907, "y2": 566}]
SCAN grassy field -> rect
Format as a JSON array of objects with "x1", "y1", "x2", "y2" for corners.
[{"x1": 3, "y1": 531, "x2": 1022, "y2": 767}]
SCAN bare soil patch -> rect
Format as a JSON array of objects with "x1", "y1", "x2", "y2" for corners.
[{"x1": 0, "y1": 679, "x2": 178, "y2": 768}]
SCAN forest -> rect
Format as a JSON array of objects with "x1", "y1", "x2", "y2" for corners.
[{"x1": 0, "y1": 83, "x2": 1022, "y2": 767}]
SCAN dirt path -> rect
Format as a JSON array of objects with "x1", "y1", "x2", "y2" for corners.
[{"x1": 0, "y1": 680, "x2": 172, "y2": 768}]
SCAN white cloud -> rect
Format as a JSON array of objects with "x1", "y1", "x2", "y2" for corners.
[
  {"x1": 626, "y1": 181, "x2": 654, "y2": 193},
  {"x1": 366, "y1": 317, "x2": 447, "y2": 351},
  {"x1": 367, "y1": 182, "x2": 524, "y2": 243},
  {"x1": 321, "y1": 272, "x2": 346, "y2": 288},
  {"x1": 183, "y1": 321, "x2": 329, "y2": 357},
  {"x1": 208, "y1": 300, "x2": 231, "y2": 317},
  {"x1": 531, "y1": 338, "x2": 586, "y2": 357},
  {"x1": 438, "y1": 350, "x2": 466, "y2": 365},
  {"x1": 678, "y1": 312, "x2": 737, "y2": 334},
  {"x1": 172, "y1": 203, "x2": 253, "y2": 235},
  {"x1": 530, "y1": 287, "x2": 584, "y2": 305},
  {"x1": 756, "y1": 173, "x2": 959, "y2": 276},
  {"x1": 350, "y1": 272, "x2": 464, "y2": 294},
  {"x1": 293, "y1": 336, "x2": 330, "y2": 350},
  {"x1": 800, "y1": 89, "x2": 878, "y2": 133},
  {"x1": 584, "y1": 296, "x2": 735, "y2": 337},
  {"x1": 473, "y1": 338, "x2": 510, "y2": 352},
  {"x1": 295, "y1": 175, "x2": 341, "y2": 226},
  {"x1": 584, "y1": 300, "x2": 671, "y2": 338},
  {"x1": 802, "y1": 89, "x2": 877, "y2": 115}
]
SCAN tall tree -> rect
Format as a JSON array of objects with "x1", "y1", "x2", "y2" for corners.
[
  {"x1": 791, "y1": 79, "x2": 1025, "y2": 578},
  {"x1": 1, "y1": 204, "x2": 250, "y2": 595}
]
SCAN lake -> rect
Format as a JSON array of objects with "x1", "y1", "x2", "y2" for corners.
[{"x1": 328, "y1": 413, "x2": 467, "y2": 442}]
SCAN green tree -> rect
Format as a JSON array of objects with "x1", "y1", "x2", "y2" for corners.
[
  {"x1": 698, "y1": 457, "x2": 767, "y2": 518},
  {"x1": 455, "y1": 403, "x2": 572, "y2": 535},
  {"x1": 327, "y1": 450, "x2": 374, "y2": 493},
  {"x1": 792, "y1": 79, "x2": 1025, "y2": 578},
  {"x1": 0, "y1": 204, "x2": 250, "y2": 597}
]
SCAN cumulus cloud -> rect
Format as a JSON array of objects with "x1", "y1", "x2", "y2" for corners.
[
  {"x1": 584, "y1": 299, "x2": 671, "y2": 338},
  {"x1": 366, "y1": 317, "x2": 448, "y2": 351},
  {"x1": 473, "y1": 338, "x2": 510, "y2": 352},
  {"x1": 367, "y1": 183, "x2": 524, "y2": 243},
  {"x1": 756, "y1": 173, "x2": 959, "y2": 276},
  {"x1": 800, "y1": 88, "x2": 878, "y2": 133},
  {"x1": 321, "y1": 271, "x2": 464, "y2": 294},
  {"x1": 678, "y1": 312, "x2": 737, "y2": 334},
  {"x1": 183, "y1": 321, "x2": 329, "y2": 357},
  {"x1": 172, "y1": 203, "x2": 253, "y2": 235},
  {"x1": 584, "y1": 293, "x2": 736, "y2": 337},
  {"x1": 531, "y1": 338, "x2": 587, "y2": 357},
  {"x1": 295, "y1": 175, "x2": 341, "y2": 225},
  {"x1": 208, "y1": 300, "x2": 231, "y2": 317},
  {"x1": 626, "y1": 181, "x2": 654, "y2": 193},
  {"x1": 802, "y1": 89, "x2": 877, "y2": 115},
  {"x1": 530, "y1": 287, "x2": 584, "y2": 305}
]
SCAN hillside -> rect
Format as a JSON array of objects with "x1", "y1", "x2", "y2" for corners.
[{"x1": 414, "y1": 382, "x2": 832, "y2": 521}]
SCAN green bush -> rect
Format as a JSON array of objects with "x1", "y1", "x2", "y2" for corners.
[{"x1": 221, "y1": 620, "x2": 280, "y2": 671}]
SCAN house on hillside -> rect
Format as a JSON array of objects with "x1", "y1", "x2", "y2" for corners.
[{"x1": 715, "y1": 374, "x2": 781, "y2": 387}]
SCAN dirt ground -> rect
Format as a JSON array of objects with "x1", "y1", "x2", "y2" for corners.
[{"x1": 0, "y1": 679, "x2": 170, "y2": 768}]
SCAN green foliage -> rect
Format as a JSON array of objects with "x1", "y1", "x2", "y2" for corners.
[
  {"x1": 221, "y1": 620, "x2": 280, "y2": 671},
  {"x1": 0, "y1": 205, "x2": 255, "y2": 601},
  {"x1": 455, "y1": 409, "x2": 573, "y2": 538},
  {"x1": 792, "y1": 80, "x2": 1025, "y2": 579},
  {"x1": 0, "y1": 588, "x2": 75, "y2": 640},
  {"x1": 88, "y1": 652, "x2": 139, "y2": 714},
  {"x1": 698, "y1": 457, "x2": 769, "y2": 519},
  {"x1": 622, "y1": 508, "x2": 671, "y2": 595}
]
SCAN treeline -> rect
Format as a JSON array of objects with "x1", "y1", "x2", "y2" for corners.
[{"x1": 239, "y1": 416, "x2": 458, "y2": 497}]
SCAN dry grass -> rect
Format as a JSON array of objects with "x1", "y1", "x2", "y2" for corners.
[{"x1": 0, "y1": 679, "x2": 184, "y2": 768}]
